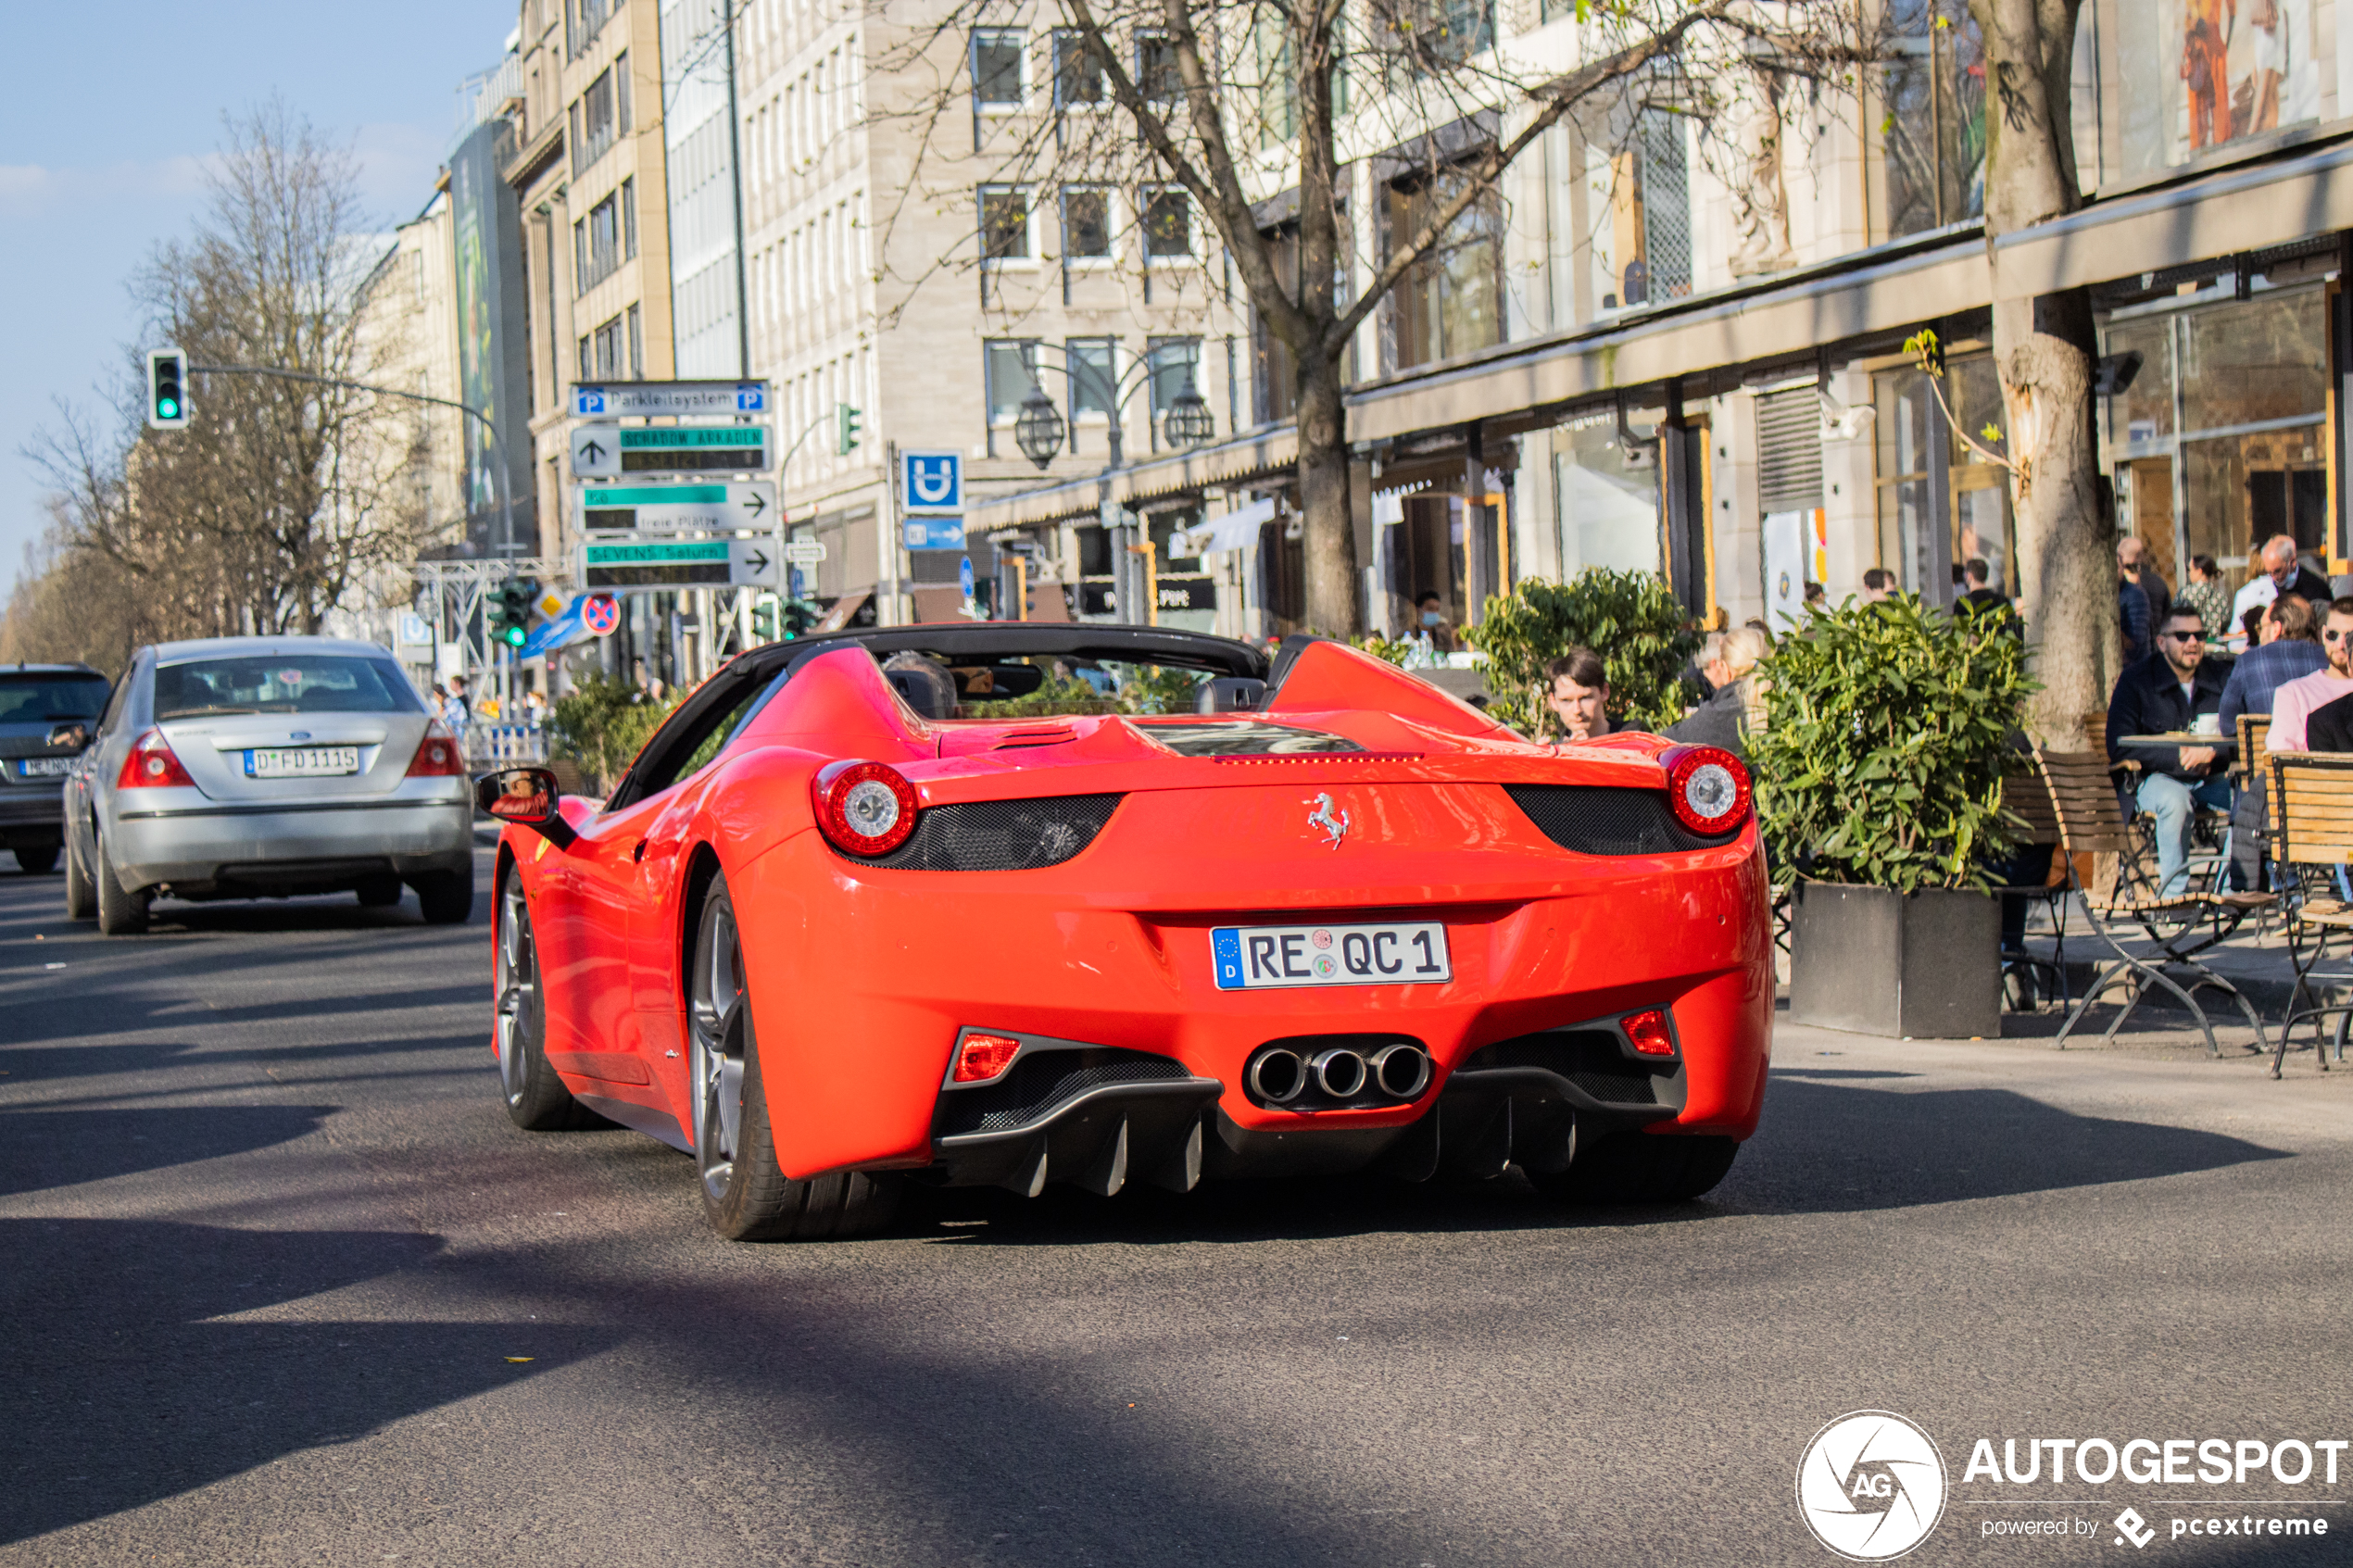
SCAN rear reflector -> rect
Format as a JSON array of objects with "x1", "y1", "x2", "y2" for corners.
[
  {"x1": 1623, "y1": 1009, "x2": 1675, "y2": 1057},
  {"x1": 951, "y1": 1033, "x2": 1022, "y2": 1083}
]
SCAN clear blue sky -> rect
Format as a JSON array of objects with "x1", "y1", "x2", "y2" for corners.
[{"x1": 0, "y1": 2, "x2": 515, "y2": 594}]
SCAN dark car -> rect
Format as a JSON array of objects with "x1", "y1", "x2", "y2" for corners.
[{"x1": 0, "y1": 663, "x2": 110, "y2": 872}]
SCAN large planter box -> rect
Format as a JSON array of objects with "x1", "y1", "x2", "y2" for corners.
[{"x1": 1789, "y1": 881, "x2": 2001, "y2": 1038}]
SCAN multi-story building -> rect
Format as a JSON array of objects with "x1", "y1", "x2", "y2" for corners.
[{"x1": 967, "y1": 0, "x2": 2353, "y2": 645}]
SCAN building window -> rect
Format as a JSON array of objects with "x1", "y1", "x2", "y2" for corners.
[
  {"x1": 579, "y1": 191, "x2": 623, "y2": 293},
  {"x1": 569, "y1": 0, "x2": 617, "y2": 56},
  {"x1": 1053, "y1": 30, "x2": 1105, "y2": 107},
  {"x1": 578, "y1": 333, "x2": 594, "y2": 381},
  {"x1": 1550, "y1": 409, "x2": 1662, "y2": 576},
  {"x1": 627, "y1": 302, "x2": 643, "y2": 379},
  {"x1": 1136, "y1": 31, "x2": 1179, "y2": 99},
  {"x1": 973, "y1": 30, "x2": 1026, "y2": 110},
  {"x1": 2084, "y1": 0, "x2": 2318, "y2": 187},
  {"x1": 1148, "y1": 336, "x2": 1201, "y2": 445},
  {"x1": 576, "y1": 64, "x2": 622, "y2": 173},
  {"x1": 1878, "y1": 1, "x2": 1986, "y2": 238},
  {"x1": 1062, "y1": 186, "x2": 1112, "y2": 259},
  {"x1": 1254, "y1": 15, "x2": 1296, "y2": 148},
  {"x1": 1617, "y1": 109, "x2": 1692, "y2": 307},
  {"x1": 1069, "y1": 337, "x2": 1116, "y2": 420},
  {"x1": 980, "y1": 185, "x2": 1032, "y2": 262},
  {"x1": 593, "y1": 313, "x2": 626, "y2": 379},
  {"x1": 1873, "y1": 354, "x2": 2010, "y2": 594},
  {"x1": 622, "y1": 177, "x2": 637, "y2": 257},
  {"x1": 1142, "y1": 188, "x2": 1191, "y2": 259},
  {"x1": 986, "y1": 339, "x2": 1043, "y2": 456},
  {"x1": 1385, "y1": 169, "x2": 1502, "y2": 370},
  {"x1": 1384, "y1": 0, "x2": 1493, "y2": 70}
]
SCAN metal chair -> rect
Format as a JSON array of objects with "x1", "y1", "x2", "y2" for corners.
[
  {"x1": 2264, "y1": 751, "x2": 2353, "y2": 1077},
  {"x1": 2037, "y1": 746, "x2": 2271, "y2": 1056},
  {"x1": 1994, "y1": 755, "x2": 2070, "y2": 1011}
]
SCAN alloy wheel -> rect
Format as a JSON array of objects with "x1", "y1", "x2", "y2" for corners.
[
  {"x1": 689, "y1": 896, "x2": 749, "y2": 1200},
  {"x1": 494, "y1": 876, "x2": 540, "y2": 1108}
]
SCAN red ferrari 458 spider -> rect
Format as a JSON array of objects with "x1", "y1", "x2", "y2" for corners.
[{"x1": 477, "y1": 625, "x2": 1769, "y2": 1240}]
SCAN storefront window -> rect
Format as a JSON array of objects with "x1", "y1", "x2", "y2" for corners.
[
  {"x1": 2101, "y1": 286, "x2": 2329, "y2": 604},
  {"x1": 1879, "y1": 0, "x2": 1987, "y2": 238},
  {"x1": 2086, "y1": 0, "x2": 2322, "y2": 184},
  {"x1": 1551, "y1": 410, "x2": 1661, "y2": 576},
  {"x1": 1871, "y1": 356, "x2": 2013, "y2": 595}
]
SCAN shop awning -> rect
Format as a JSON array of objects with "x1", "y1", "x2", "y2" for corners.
[
  {"x1": 1180, "y1": 495, "x2": 1277, "y2": 555},
  {"x1": 968, "y1": 423, "x2": 1299, "y2": 532}
]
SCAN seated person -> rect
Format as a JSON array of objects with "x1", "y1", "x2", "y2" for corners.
[
  {"x1": 2218, "y1": 594, "x2": 2323, "y2": 887},
  {"x1": 2107, "y1": 608, "x2": 2233, "y2": 897},
  {"x1": 1542, "y1": 647, "x2": 1614, "y2": 742},
  {"x1": 2274, "y1": 599, "x2": 2353, "y2": 753},
  {"x1": 1413, "y1": 592, "x2": 1457, "y2": 654}
]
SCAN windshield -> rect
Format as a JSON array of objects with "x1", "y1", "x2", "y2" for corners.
[
  {"x1": 153, "y1": 656, "x2": 424, "y2": 720},
  {"x1": 0, "y1": 673, "x2": 110, "y2": 723}
]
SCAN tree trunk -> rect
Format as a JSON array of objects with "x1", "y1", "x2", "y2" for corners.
[
  {"x1": 1296, "y1": 352, "x2": 1360, "y2": 636},
  {"x1": 1971, "y1": 0, "x2": 2108, "y2": 747}
]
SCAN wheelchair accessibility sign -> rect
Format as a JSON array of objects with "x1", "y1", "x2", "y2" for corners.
[{"x1": 901, "y1": 450, "x2": 963, "y2": 514}]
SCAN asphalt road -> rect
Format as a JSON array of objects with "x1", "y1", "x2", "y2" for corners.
[{"x1": 4, "y1": 847, "x2": 2351, "y2": 1567}]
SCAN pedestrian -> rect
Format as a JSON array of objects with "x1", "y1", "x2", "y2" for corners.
[
  {"x1": 1541, "y1": 647, "x2": 1614, "y2": 742},
  {"x1": 1665, "y1": 627, "x2": 1769, "y2": 760},
  {"x1": 2232, "y1": 533, "x2": 2334, "y2": 632},
  {"x1": 1802, "y1": 582, "x2": 1827, "y2": 613},
  {"x1": 2177, "y1": 554, "x2": 2233, "y2": 641},
  {"x1": 2219, "y1": 595, "x2": 2324, "y2": 887},
  {"x1": 443, "y1": 674, "x2": 472, "y2": 731},
  {"x1": 1858, "y1": 568, "x2": 1894, "y2": 605},
  {"x1": 2107, "y1": 608, "x2": 2233, "y2": 897},
  {"x1": 2119, "y1": 534, "x2": 2171, "y2": 632},
  {"x1": 1957, "y1": 558, "x2": 2020, "y2": 635},
  {"x1": 2119, "y1": 571, "x2": 2154, "y2": 665},
  {"x1": 2266, "y1": 598, "x2": 2353, "y2": 752},
  {"x1": 1414, "y1": 591, "x2": 1457, "y2": 654}
]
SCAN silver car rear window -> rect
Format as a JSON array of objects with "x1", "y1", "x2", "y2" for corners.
[{"x1": 153, "y1": 657, "x2": 423, "y2": 720}]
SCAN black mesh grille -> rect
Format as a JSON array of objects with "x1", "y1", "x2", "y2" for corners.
[
  {"x1": 848, "y1": 794, "x2": 1122, "y2": 871},
  {"x1": 934, "y1": 1048, "x2": 1197, "y2": 1135},
  {"x1": 1504, "y1": 784, "x2": 1740, "y2": 855},
  {"x1": 1460, "y1": 1029, "x2": 1661, "y2": 1105}
]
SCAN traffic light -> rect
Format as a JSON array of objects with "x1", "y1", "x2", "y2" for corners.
[
  {"x1": 751, "y1": 597, "x2": 778, "y2": 642},
  {"x1": 783, "y1": 599, "x2": 820, "y2": 638},
  {"x1": 146, "y1": 348, "x2": 190, "y2": 430},
  {"x1": 499, "y1": 580, "x2": 535, "y2": 648},
  {"x1": 837, "y1": 402, "x2": 862, "y2": 455}
]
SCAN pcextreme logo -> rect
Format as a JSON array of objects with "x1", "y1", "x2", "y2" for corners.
[{"x1": 1797, "y1": 1411, "x2": 1950, "y2": 1562}]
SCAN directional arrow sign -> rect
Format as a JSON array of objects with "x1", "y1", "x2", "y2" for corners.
[
  {"x1": 578, "y1": 482, "x2": 775, "y2": 533},
  {"x1": 572, "y1": 424, "x2": 618, "y2": 478},
  {"x1": 582, "y1": 538, "x2": 780, "y2": 591},
  {"x1": 576, "y1": 424, "x2": 773, "y2": 478}
]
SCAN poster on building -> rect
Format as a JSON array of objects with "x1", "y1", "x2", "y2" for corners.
[
  {"x1": 1763, "y1": 508, "x2": 1828, "y2": 631},
  {"x1": 449, "y1": 119, "x2": 536, "y2": 555}
]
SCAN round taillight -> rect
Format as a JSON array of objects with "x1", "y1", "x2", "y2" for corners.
[
  {"x1": 144, "y1": 756, "x2": 168, "y2": 778},
  {"x1": 812, "y1": 760, "x2": 921, "y2": 857},
  {"x1": 1663, "y1": 745, "x2": 1752, "y2": 835}
]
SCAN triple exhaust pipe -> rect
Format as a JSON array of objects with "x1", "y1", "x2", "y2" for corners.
[{"x1": 1245, "y1": 1041, "x2": 1431, "y2": 1107}]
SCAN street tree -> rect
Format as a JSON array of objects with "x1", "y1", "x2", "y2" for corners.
[
  {"x1": 875, "y1": 0, "x2": 1873, "y2": 634},
  {"x1": 25, "y1": 103, "x2": 431, "y2": 645},
  {"x1": 1967, "y1": 0, "x2": 2107, "y2": 744}
]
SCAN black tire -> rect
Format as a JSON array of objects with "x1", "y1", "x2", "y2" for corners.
[
  {"x1": 94, "y1": 835, "x2": 150, "y2": 936},
  {"x1": 14, "y1": 843, "x2": 57, "y2": 874},
  {"x1": 494, "y1": 865, "x2": 601, "y2": 1131},
  {"x1": 690, "y1": 873, "x2": 899, "y2": 1241},
  {"x1": 1528, "y1": 1131, "x2": 1740, "y2": 1205},
  {"x1": 62, "y1": 832, "x2": 94, "y2": 921},
  {"x1": 356, "y1": 874, "x2": 403, "y2": 908},
  {"x1": 414, "y1": 868, "x2": 474, "y2": 924}
]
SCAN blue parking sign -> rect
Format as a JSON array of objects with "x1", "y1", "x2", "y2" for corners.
[
  {"x1": 902, "y1": 450, "x2": 963, "y2": 513},
  {"x1": 574, "y1": 385, "x2": 608, "y2": 416}
]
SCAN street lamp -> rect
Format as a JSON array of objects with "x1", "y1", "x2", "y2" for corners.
[
  {"x1": 1014, "y1": 390, "x2": 1066, "y2": 470},
  {"x1": 1163, "y1": 377, "x2": 1215, "y2": 448}
]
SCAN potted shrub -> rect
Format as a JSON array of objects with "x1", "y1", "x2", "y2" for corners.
[
  {"x1": 1465, "y1": 568, "x2": 1703, "y2": 734},
  {"x1": 1751, "y1": 596, "x2": 2034, "y2": 1038}
]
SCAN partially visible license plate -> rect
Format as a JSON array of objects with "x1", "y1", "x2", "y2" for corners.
[
  {"x1": 1211, "y1": 921, "x2": 1452, "y2": 990},
  {"x1": 17, "y1": 757, "x2": 71, "y2": 778},
  {"x1": 245, "y1": 746, "x2": 360, "y2": 778}
]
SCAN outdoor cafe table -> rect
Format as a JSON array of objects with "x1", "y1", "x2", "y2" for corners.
[{"x1": 2120, "y1": 734, "x2": 2237, "y2": 752}]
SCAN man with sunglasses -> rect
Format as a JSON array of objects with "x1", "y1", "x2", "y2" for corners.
[
  {"x1": 2108, "y1": 608, "x2": 2234, "y2": 895},
  {"x1": 2267, "y1": 599, "x2": 2353, "y2": 754}
]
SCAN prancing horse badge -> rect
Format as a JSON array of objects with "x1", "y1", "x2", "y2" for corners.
[{"x1": 1305, "y1": 792, "x2": 1350, "y2": 849}]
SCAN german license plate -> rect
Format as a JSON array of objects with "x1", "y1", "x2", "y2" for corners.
[
  {"x1": 16, "y1": 757, "x2": 71, "y2": 777},
  {"x1": 245, "y1": 746, "x2": 360, "y2": 778},
  {"x1": 1211, "y1": 921, "x2": 1452, "y2": 990}
]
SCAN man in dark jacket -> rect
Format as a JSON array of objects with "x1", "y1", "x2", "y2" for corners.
[
  {"x1": 2120, "y1": 535, "x2": 2172, "y2": 633},
  {"x1": 2108, "y1": 608, "x2": 2233, "y2": 895},
  {"x1": 2119, "y1": 573, "x2": 2153, "y2": 665}
]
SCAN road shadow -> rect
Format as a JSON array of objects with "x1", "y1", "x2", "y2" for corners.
[
  {"x1": 1721, "y1": 1075, "x2": 2290, "y2": 1214},
  {"x1": 0, "y1": 1219, "x2": 611, "y2": 1547},
  {"x1": 0, "y1": 1103, "x2": 336, "y2": 1197}
]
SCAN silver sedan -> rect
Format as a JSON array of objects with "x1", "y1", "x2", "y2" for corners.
[{"x1": 63, "y1": 636, "x2": 474, "y2": 934}]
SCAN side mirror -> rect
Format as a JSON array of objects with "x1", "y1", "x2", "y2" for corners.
[{"x1": 474, "y1": 767, "x2": 576, "y2": 848}]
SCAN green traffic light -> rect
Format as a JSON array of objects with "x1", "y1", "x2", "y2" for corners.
[
  {"x1": 503, "y1": 624, "x2": 528, "y2": 648},
  {"x1": 157, "y1": 397, "x2": 179, "y2": 419}
]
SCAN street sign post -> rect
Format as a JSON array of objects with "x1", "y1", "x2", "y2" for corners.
[
  {"x1": 571, "y1": 381, "x2": 767, "y2": 419},
  {"x1": 583, "y1": 538, "x2": 780, "y2": 591},
  {"x1": 901, "y1": 450, "x2": 963, "y2": 513},
  {"x1": 582, "y1": 594, "x2": 622, "y2": 635},
  {"x1": 783, "y1": 539, "x2": 827, "y2": 567},
  {"x1": 579, "y1": 482, "x2": 775, "y2": 533},
  {"x1": 573, "y1": 424, "x2": 772, "y2": 478}
]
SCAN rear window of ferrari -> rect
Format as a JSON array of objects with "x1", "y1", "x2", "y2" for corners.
[
  {"x1": 1130, "y1": 721, "x2": 1363, "y2": 756},
  {"x1": 154, "y1": 657, "x2": 424, "y2": 720}
]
